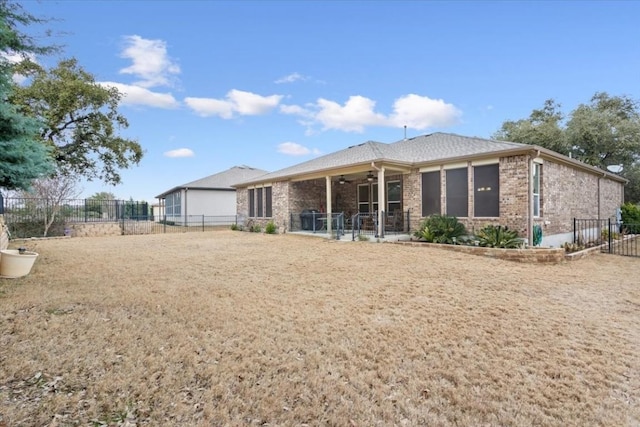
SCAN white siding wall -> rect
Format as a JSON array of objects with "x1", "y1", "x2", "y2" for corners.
[{"x1": 185, "y1": 189, "x2": 237, "y2": 217}]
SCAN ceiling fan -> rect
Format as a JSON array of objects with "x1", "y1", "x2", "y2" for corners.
[{"x1": 337, "y1": 175, "x2": 352, "y2": 185}]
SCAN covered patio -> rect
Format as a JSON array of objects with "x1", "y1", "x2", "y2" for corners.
[{"x1": 284, "y1": 164, "x2": 411, "y2": 239}]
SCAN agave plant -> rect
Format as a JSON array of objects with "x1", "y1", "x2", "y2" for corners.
[{"x1": 475, "y1": 225, "x2": 523, "y2": 248}]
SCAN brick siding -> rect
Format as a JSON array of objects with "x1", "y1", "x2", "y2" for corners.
[{"x1": 236, "y1": 153, "x2": 624, "y2": 240}]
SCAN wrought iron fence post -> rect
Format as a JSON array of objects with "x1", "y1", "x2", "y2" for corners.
[
  {"x1": 0, "y1": 192, "x2": 3, "y2": 215},
  {"x1": 202, "y1": 215, "x2": 205, "y2": 231},
  {"x1": 573, "y1": 218, "x2": 577, "y2": 243},
  {"x1": 608, "y1": 218, "x2": 612, "y2": 254}
]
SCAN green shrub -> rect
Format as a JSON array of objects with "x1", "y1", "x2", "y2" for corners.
[
  {"x1": 250, "y1": 224, "x2": 262, "y2": 233},
  {"x1": 475, "y1": 225, "x2": 524, "y2": 248},
  {"x1": 620, "y1": 203, "x2": 640, "y2": 234},
  {"x1": 265, "y1": 221, "x2": 277, "y2": 234},
  {"x1": 230, "y1": 223, "x2": 239, "y2": 231},
  {"x1": 413, "y1": 214, "x2": 467, "y2": 244}
]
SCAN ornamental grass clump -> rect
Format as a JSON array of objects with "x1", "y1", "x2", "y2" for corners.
[{"x1": 265, "y1": 221, "x2": 277, "y2": 234}]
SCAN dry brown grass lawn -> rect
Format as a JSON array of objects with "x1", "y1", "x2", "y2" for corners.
[{"x1": 1, "y1": 231, "x2": 639, "y2": 426}]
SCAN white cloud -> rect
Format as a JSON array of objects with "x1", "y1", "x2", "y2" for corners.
[
  {"x1": 119, "y1": 35, "x2": 180, "y2": 88},
  {"x1": 315, "y1": 96, "x2": 387, "y2": 132},
  {"x1": 99, "y1": 81, "x2": 179, "y2": 109},
  {"x1": 164, "y1": 148, "x2": 194, "y2": 158},
  {"x1": 278, "y1": 142, "x2": 313, "y2": 156},
  {"x1": 185, "y1": 89, "x2": 283, "y2": 118},
  {"x1": 275, "y1": 72, "x2": 307, "y2": 84},
  {"x1": 280, "y1": 103, "x2": 314, "y2": 118},
  {"x1": 282, "y1": 94, "x2": 461, "y2": 133},
  {"x1": 388, "y1": 94, "x2": 462, "y2": 129}
]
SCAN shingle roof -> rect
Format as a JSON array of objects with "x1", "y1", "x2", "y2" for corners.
[
  {"x1": 247, "y1": 140, "x2": 390, "y2": 182},
  {"x1": 155, "y1": 165, "x2": 269, "y2": 198},
  {"x1": 389, "y1": 133, "x2": 529, "y2": 162}
]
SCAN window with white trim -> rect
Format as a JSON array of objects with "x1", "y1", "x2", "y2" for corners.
[
  {"x1": 248, "y1": 189, "x2": 255, "y2": 217},
  {"x1": 533, "y1": 163, "x2": 541, "y2": 217},
  {"x1": 387, "y1": 180, "x2": 401, "y2": 214},
  {"x1": 446, "y1": 168, "x2": 468, "y2": 217},
  {"x1": 474, "y1": 164, "x2": 499, "y2": 217},
  {"x1": 265, "y1": 187, "x2": 272, "y2": 218},
  {"x1": 257, "y1": 188, "x2": 263, "y2": 217},
  {"x1": 165, "y1": 191, "x2": 181, "y2": 216},
  {"x1": 357, "y1": 184, "x2": 370, "y2": 213}
]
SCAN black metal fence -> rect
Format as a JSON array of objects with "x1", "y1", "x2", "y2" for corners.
[
  {"x1": 290, "y1": 211, "x2": 346, "y2": 238},
  {"x1": 1, "y1": 196, "x2": 239, "y2": 238},
  {"x1": 573, "y1": 218, "x2": 639, "y2": 257},
  {"x1": 350, "y1": 210, "x2": 411, "y2": 240},
  {"x1": 122, "y1": 215, "x2": 238, "y2": 235},
  {"x1": 288, "y1": 209, "x2": 410, "y2": 240}
]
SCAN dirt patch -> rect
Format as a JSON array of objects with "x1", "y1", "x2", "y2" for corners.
[{"x1": 1, "y1": 231, "x2": 639, "y2": 426}]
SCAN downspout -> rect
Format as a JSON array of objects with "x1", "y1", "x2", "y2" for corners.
[{"x1": 528, "y1": 151, "x2": 539, "y2": 247}]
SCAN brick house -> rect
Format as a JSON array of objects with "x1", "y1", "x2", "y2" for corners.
[{"x1": 234, "y1": 133, "x2": 626, "y2": 246}]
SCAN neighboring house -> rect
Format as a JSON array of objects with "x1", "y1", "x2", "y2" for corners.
[
  {"x1": 233, "y1": 133, "x2": 626, "y2": 246},
  {"x1": 155, "y1": 165, "x2": 268, "y2": 225}
]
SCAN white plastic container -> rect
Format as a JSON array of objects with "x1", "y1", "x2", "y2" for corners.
[{"x1": 0, "y1": 249, "x2": 39, "y2": 278}]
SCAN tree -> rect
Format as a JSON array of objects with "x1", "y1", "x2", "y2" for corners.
[
  {"x1": 493, "y1": 99, "x2": 569, "y2": 155},
  {"x1": 89, "y1": 191, "x2": 117, "y2": 201},
  {"x1": 566, "y1": 92, "x2": 640, "y2": 171},
  {"x1": 0, "y1": 0, "x2": 55, "y2": 190},
  {"x1": 18, "y1": 174, "x2": 81, "y2": 236},
  {"x1": 85, "y1": 191, "x2": 117, "y2": 219},
  {"x1": 622, "y1": 163, "x2": 640, "y2": 204},
  {"x1": 493, "y1": 92, "x2": 640, "y2": 203},
  {"x1": 10, "y1": 58, "x2": 143, "y2": 185}
]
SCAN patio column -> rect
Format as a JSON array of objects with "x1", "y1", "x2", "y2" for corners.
[
  {"x1": 326, "y1": 175, "x2": 332, "y2": 234},
  {"x1": 378, "y1": 167, "x2": 385, "y2": 238}
]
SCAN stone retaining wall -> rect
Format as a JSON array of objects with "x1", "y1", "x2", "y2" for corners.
[
  {"x1": 396, "y1": 241, "x2": 566, "y2": 263},
  {"x1": 68, "y1": 222, "x2": 122, "y2": 237}
]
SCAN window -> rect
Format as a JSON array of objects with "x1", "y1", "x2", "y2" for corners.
[
  {"x1": 165, "y1": 191, "x2": 181, "y2": 216},
  {"x1": 387, "y1": 180, "x2": 401, "y2": 214},
  {"x1": 265, "y1": 187, "x2": 272, "y2": 218},
  {"x1": 358, "y1": 183, "x2": 380, "y2": 213},
  {"x1": 248, "y1": 189, "x2": 255, "y2": 217},
  {"x1": 372, "y1": 183, "x2": 378, "y2": 213},
  {"x1": 446, "y1": 168, "x2": 468, "y2": 217},
  {"x1": 358, "y1": 184, "x2": 370, "y2": 213},
  {"x1": 474, "y1": 164, "x2": 499, "y2": 217},
  {"x1": 165, "y1": 194, "x2": 173, "y2": 216},
  {"x1": 421, "y1": 171, "x2": 441, "y2": 217},
  {"x1": 257, "y1": 188, "x2": 263, "y2": 217},
  {"x1": 533, "y1": 163, "x2": 541, "y2": 217}
]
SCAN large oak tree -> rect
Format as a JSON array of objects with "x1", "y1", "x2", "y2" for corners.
[{"x1": 11, "y1": 58, "x2": 143, "y2": 185}]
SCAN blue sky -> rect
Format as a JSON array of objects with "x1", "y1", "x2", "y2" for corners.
[{"x1": 19, "y1": 0, "x2": 640, "y2": 202}]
